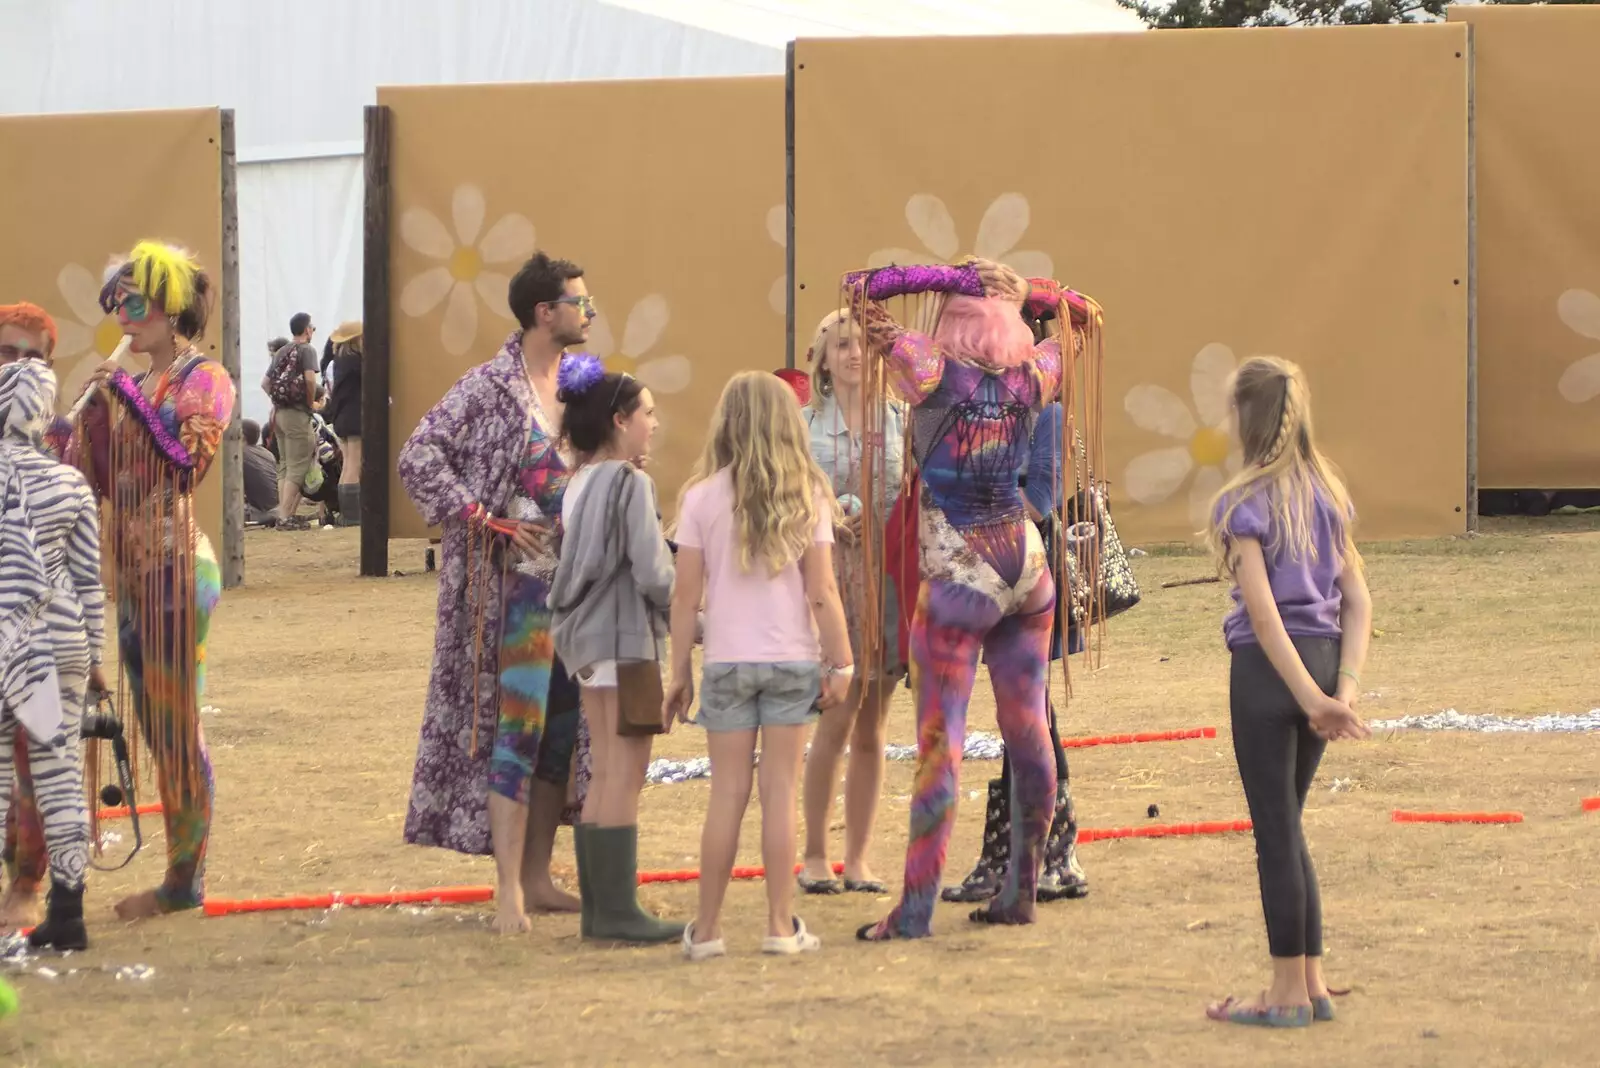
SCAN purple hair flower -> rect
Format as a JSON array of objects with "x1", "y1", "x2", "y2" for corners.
[{"x1": 557, "y1": 352, "x2": 606, "y2": 397}]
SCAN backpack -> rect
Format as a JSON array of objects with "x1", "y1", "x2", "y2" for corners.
[{"x1": 265, "y1": 344, "x2": 307, "y2": 408}]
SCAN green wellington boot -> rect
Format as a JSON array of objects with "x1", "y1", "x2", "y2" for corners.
[{"x1": 584, "y1": 825, "x2": 684, "y2": 944}]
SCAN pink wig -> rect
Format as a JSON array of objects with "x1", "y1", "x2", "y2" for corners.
[{"x1": 932, "y1": 293, "x2": 1036, "y2": 370}]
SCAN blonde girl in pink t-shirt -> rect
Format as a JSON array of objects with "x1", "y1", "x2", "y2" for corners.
[{"x1": 665, "y1": 372, "x2": 853, "y2": 960}]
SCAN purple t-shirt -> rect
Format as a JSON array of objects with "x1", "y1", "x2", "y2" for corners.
[{"x1": 1216, "y1": 484, "x2": 1350, "y2": 651}]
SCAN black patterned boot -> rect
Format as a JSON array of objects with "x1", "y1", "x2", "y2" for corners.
[
  {"x1": 28, "y1": 882, "x2": 89, "y2": 952},
  {"x1": 1037, "y1": 780, "x2": 1088, "y2": 902},
  {"x1": 941, "y1": 778, "x2": 1010, "y2": 903}
]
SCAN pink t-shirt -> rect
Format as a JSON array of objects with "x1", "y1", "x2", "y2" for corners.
[{"x1": 675, "y1": 468, "x2": 833, "y2": 664}]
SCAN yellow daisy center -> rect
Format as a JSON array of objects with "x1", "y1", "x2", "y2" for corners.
[
  {"x1": 602, "y1": 353, "x2": 639, "y2": 377},
  {"x1": 1189, "y1": 425, "x2": 1230, "y2": 468},
  {"x1": 448, "y1": 246, "x2": 483, "y2": 283},
  {"x1": 94, "y1": 318, "x2": 126, "y2": 356}
]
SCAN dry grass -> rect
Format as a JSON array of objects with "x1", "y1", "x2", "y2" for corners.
[{"x1": 3, "y1": 516, "x2": 1598, "y2": 1067}]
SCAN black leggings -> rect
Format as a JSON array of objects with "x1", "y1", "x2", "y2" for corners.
[
  {"x1": 999, "y1": 692, "x2": 1069, "y2": 791},
  {"x1": 1230, "y1": 636, "x2": 1339, "y2": 959}
]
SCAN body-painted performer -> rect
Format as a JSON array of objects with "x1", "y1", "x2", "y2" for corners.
[
  {"x1": 70, "y1": 242, "x2": 235, "y2": 920},
  {"x1": 0, "y1": 302, "x2": 67, "y2": 932},
  {"x1": 945, "y1": 283, "x2": 1102, "y2": 904},
  {"x1": 398, "y1": 252, "x2": 590, "y2": 935},
  {"x1": 0, "y1": 360, "x2": 104, "y2": 949},
  {"x1": 844, "y1": 258, "x2": 1095, "y2": 940}
]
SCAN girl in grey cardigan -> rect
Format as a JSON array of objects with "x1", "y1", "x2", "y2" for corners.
[{"x1": 548, "y1": 356, "x2": 683, "y2": 945}]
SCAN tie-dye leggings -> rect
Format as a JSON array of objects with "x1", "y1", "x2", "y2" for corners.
[
  {"x1": 869, "y1": 514, "x2": 1058, "y2": 939},
  {"x1": 118, "y1": 545, "x2": 222, "y2": 913}
]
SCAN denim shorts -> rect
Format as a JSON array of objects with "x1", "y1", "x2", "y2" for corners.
[{"x1": 696, "y1": 661, "x2": 821, "y2": 732}]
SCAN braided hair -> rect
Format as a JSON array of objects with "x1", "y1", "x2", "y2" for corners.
[{"x1": 1205, "y1": 356, "x2": 1359, "y2": 578}]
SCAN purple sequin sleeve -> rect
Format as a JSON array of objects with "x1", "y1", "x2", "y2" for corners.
[
  {"x1": 108, "y1": 370, "x2": 196, "y2": 471},
  {"x1": 843, "y1": 264, "x2": 984, "y2": 301}
]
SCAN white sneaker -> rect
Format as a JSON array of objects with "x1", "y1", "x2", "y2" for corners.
[
  {"x1": 761, "y1": 916, "x2": 822, "y2": 955},
  {"x1": 682, "y1": 922, "x2": 726, "y2": 961}
]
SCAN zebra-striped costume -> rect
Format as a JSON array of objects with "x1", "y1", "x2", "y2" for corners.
[{"x1": 0, "y1": 360, "x2": 103, "y2": 892}]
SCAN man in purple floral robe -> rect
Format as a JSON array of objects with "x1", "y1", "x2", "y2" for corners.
[{"x1": 397, "y1": 252, "x2": 595, "y2": 933}]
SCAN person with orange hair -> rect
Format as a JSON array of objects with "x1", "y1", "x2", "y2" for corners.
[
  {"x1": 0, "y1": 302, "x2": 58, "y2": 369},
  {"x1": 0, "y1": 302, "x2": 66, "y2": 934}
]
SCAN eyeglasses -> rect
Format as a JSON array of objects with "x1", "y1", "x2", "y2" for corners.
[
  {"x1": 0, "y1": 344, "x2": 50, "y2": 365},
  {"x1": 548, "y1": 295, "x2": 597, "y2": 316},
  {"x1": 115, "y1": 293, "x2": 153, "y2": 324}
]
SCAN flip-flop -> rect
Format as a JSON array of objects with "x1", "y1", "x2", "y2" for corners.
[
  {"x1": 1205, "y1": 993, "x2": 1312, "y2": 1029},
  {"x1": 1313, "y1": 985, "x2": 1351, "y2": 1022},
  {"x1": 797, "y1": 873, "x2": 842, "y2": 895},
  {"x1": 843, "y1": 878, "x2": 887, "y2": 894}
]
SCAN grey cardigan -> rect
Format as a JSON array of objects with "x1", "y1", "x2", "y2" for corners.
[{"x1": 549, "y1": 461, "x2": 674, "y2": 675}]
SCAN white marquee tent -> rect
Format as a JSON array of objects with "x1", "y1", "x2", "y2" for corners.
[{"x1": 1, "y1": 0, "x2": 1142, "y2": 419}]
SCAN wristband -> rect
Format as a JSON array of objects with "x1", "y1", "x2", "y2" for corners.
[
  {"x1": 825, "y1": 663, "x2": 855, "y2": 680},
  {"x1": 1338, "y1": 668, "x2": 1360, "y2": 685}
]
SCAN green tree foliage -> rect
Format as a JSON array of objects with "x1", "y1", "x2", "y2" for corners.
[{"x1": 1116, "y1": 0, "x2": 1595, "y2": 29}]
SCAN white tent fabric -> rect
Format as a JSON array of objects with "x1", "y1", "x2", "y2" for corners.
[{"x1": 1, "y1": 0, "x2": 1139, "y2": 419}]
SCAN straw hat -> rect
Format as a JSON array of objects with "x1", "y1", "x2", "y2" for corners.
[{"x1": 330, "y1": 320, "x2": 363, "y2": 344}]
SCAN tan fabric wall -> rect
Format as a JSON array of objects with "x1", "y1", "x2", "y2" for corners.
[
  {"x1": 1450, "y1": 6, "x2": 1600, "y2": 488},
  {"x1": 380, "y1": 77, "x2": 786, "y2": 540},
  {"x1": 793, "y1": 27, "x2": 1471, "y2": 543},
  {"x1": 0, "y1": 106, "x2": 225, "y2": 546}
]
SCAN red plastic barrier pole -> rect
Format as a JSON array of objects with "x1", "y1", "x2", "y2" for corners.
[
  {"x1": 1078, "y1": 819, "x2": 1252, "y2": 844},
  {"x1": 96, "y1": 802, "x2": 163, "y2": 821},
  {"x1": 203, "y1": 885, "x2": 494, "y2": 917},
  {"x1": 1581, "y1": 797, "x2": 1600, "y2": 813},
  {"x1": 1061, "y1": 727, "x2": 1216, "y2": 750},
  {"x1": 1391, "y1": 811, "x2": 1523, "y2": 825}
]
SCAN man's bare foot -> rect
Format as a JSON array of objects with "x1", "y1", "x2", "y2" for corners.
[
  {"x1": 0, "y1": 886, "x2": 43, "y2": 931},
  {"x1": 523, "y1": 877, "x2": 580, "y2": 914},
  {"x1": 114, "y1": 889, "x2": 167, "y2": 921},
  {"x1": 492, "y1": 883, "x2": 532, "y2": 934}
]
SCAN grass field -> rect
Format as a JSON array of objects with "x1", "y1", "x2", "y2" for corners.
[{"x1": 3, "y1": 516, "x2": 1597, "y2": 1067}]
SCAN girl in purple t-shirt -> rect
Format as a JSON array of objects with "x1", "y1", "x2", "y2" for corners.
[{"x1": 1202, "y1": 356, "x2": 1373, "y2": 1029}]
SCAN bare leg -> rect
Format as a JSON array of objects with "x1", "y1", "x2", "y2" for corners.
[
  {"x1": 800, "y1": 679, "x2": 860, "y2": 882},
  {"x1": 841, "y1": 676, "x2": 894, "y2": 885},
  {"x1": 758, "y1": 724, "x2": 809, "y2": 938},
  {"x1": 579, "y1": 688, "x2": 613, "y2": 827},
  {"x1": 488, "y1": 793, "x2": 531, "y2": 934},
  {"x1": 693, "y1": 728, "x2": 756, "y2": 944},
  {"x1": 521, "y1": 778, "x2": 579, "y2": 913}
]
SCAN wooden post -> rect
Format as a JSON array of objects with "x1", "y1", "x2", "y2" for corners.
[
  {"x1": 219, "y1": 108, "x2": 245, "y2": 588},
  {"x1": 1463, "y1": 32, "x2": 1480, "y2": 534},
  {"x1": 360, "y1": 104, "x2": 393, "y2": 578},
  {"x1": 785, "y1": 41, "x2": 797, "y2": 369}
]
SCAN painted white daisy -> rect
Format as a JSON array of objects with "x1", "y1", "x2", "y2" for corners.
[
  {"x1": 51, "y1": 263, "x2": 129, "y2": 409},
  {"x1": 766, "y1": 204, "x2": 787, "y2": 316},
  {"x1": 1123, "y1": 342, "x2": 1244, "y2": 527},
  {"x1": 585, "y1": 295, "x2": 691, "y2": 395},
  {"x1": 869, "y1": 193, "x2": 1054, "y2": 279},
  {"x1": 1555, "y1": 288, "x2": 1600, "y2": 403},
  {"x1": 399, "y1": 184, "x2": 535, "y2": 357}
]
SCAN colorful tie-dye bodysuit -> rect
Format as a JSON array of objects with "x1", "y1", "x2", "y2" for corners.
[{"x1": 863, "y1": 327, "x2": 1064, "y2": 940}]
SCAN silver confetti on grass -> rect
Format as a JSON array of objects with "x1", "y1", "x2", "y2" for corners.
[
  {"x1": 1368, "y1": 709, "x2": 1600, "y2": 733},
  {"x1": 645, "y1": 730, "x2": 1012, "y2": 785}
]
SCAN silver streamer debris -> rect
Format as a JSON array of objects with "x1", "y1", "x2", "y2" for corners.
[
  {"x1": 1369, "y1": 709, "x2": 1600, "y2": 733},
  {"x1": 645, "y1": 731, "x2": 1012, "y2": 785}
]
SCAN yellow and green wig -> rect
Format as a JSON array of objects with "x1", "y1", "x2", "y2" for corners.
[{"x1": 98, "y1": 240, "x2": 213, "y2": 340}]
